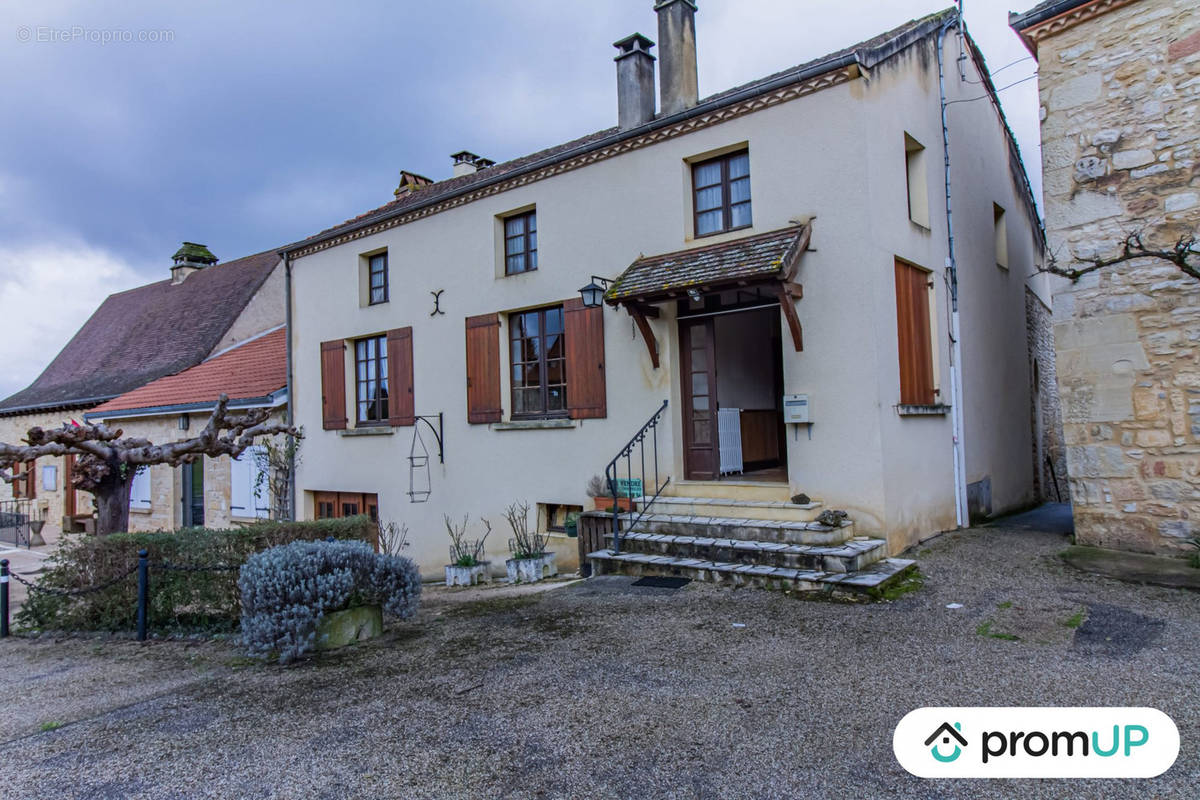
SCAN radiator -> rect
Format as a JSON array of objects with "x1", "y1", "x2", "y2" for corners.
[{"x1": 718, "y1": 407, "x2": 743, "y2": 476}]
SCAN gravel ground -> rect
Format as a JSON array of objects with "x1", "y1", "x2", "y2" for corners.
[{"x1": 0, "y1": 505, "x2": 1196, "y2": 799}]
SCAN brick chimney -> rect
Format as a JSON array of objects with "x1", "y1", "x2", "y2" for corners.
[
  {"x1": 614, "y1": 33, "x2": 656, "y2": 130},
  {"x1": 170, "y1": 242, "x2": 218, "y2": 284},
  {"x1": 654, "y1": 0, "x2": 699, "y2": 116}
]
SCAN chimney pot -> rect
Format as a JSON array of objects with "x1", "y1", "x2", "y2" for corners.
[
  {"x1": 614, "y1": 33, "x2": 657, "y2": 130},
  {"x1": 654, "y1": 0, "x2": 699, "y2": 116},
  {"x1": 170, "y1": 241, "x2": 217, "y2": 284}
]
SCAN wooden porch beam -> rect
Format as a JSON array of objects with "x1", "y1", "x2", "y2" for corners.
[
  {"x1": 628, "y1": 301, "x2": 660, "y2": 319},
  {"x1": 628, "y1": 305, "x2": 660, "y2": 369},
  {"x1": 775, "y1": 282, "x2": 804, "y2": 352}
]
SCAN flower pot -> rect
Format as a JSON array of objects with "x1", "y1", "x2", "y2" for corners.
[
  {"x1": 506, "y1": 552, "x2": 558, "y2": 584},
  {"x1": 316, "y1": 605, "x2": 383, "y2": 651},
  {"x1": 593, "y1": 496, "x2": 636, "y2": 513},
  {"x1": 444, "y1": 562, "x2": 492, "y2": 587}
]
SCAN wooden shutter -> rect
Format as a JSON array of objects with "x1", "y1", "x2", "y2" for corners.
[
  {"x1": 465, "y1": 313, "x2": 502, "y2": 424},
  {"x1": 64, "y1": 455, "x2": 76, "y2": 518},
  {"x1": 387, "y1": 327, "x2": 415, "y2": 426},
  {"x1": 894, "y1": 260, "x2": 935, "y2": 406},
  {"x1": 564, "y1": 297, "x2": 607, "y2": 419},
  {"x1": 13, "y1": 459, "x2": 35, "y2": 499},
  {"x1": 320, "y1": 339, "x2": 348, "y2": 430}
]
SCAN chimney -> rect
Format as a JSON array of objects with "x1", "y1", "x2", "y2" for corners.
[
  {"x1": 654, "y1": 0, "x2": 699, "y2": 116},
  {"x1": 451, "y1": 151, "x2": 481, "y2": 177},
  {"x1": 170, "y1": 242, "x2": 218, "y2": 284},
  {"x1": 614, "y1": 33, "x2": 656, "y2": 130},
  {"x1": 394, "y1": 170, "x2": 434, "y2": 199}
]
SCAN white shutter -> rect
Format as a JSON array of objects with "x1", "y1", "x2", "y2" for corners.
[
  {"x1": 129, "y1": 467, "x2": 151, "y2": 510},
  {"x1": 251, "y1": 447, "x2": 270, "y2": 518},
  {"x1": 232, "y1": 447, "x2": 269, "y2": 519}
]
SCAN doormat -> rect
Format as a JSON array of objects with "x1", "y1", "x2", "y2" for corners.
[{"x1": 631, "y1": 576, "x2": 691, "y2": 589}]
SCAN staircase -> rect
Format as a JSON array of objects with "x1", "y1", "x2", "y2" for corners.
[{"x1": 587, "y1": 480, "x2": 916, "y2": 599}]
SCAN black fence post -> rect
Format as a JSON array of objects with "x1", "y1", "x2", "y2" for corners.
[
  {"x1": 1, "y1": 559, "x2": 9, "y2": 638},
  {"x1": 136, "y1": 549, "x2": 148, "y2": 641}
]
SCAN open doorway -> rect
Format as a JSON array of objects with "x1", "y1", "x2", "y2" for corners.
[{"x1": 680, "y1": 291, "x2": 786, "y2": 482}]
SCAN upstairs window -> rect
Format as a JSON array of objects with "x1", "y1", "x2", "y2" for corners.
[
  {"x1": 905, "y1": 134, "x2": 930, "y2": 229},
  {"x1": 510, "y1": 306, "x2": 566, "y2": 418},
  {"x1": 994, "y1": 203, "x2": 1009, "y2": 269},
  {"x1": 504, "y1": 211, "x2": 538, "y2": 275},
  {"x1": 693, "y1": 150, "x2": 752, "y2": 237},
  {"x1": 354, "y1": 335, "x2": 389, "y2": 424},
  {"x1": 368, "y1": 253, "x2": 388, "y2": 304}
]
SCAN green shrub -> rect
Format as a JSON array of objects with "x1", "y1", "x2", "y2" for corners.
[
  {"x1": 238, "y1": 539, "x2": 420, "y2": 664},
  {"x1": 16, "y1": 516, "x2": 379, "y2": 633}
]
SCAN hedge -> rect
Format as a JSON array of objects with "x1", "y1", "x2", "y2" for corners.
[{"x1": 16, "y1": 516, "x2": 379, "y2": 633}]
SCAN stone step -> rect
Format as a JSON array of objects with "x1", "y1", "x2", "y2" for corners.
[
  {"x1": 587, "y1": 549, "x2": 917, "y2": 599},
  {"x1": 636, "y1": 494, "x2": 824, "y2": 522},
  {"x1": 618, "y1": 512, "x2": 854, "y2": 546},
  {"x1": 664, "y1": 480, "x2": 793, "y2": 503},
  {"x1": 611, "y1": 531, "x2": 887, "y2": 573}
]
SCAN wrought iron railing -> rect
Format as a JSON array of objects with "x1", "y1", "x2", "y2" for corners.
[
  {"x1": 0, "y1": 499, "x2": 45, "y2": 549},
  {"x1": 605, "y1": 400, "x2": 670, "y2": 554}
]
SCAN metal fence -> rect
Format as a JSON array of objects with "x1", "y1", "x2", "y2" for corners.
[{"x1": 0, "y1": 499, "x2": 46, "y2": 549}]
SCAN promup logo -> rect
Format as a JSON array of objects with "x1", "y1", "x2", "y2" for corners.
[
  {"x1": 925, "y1": 722, "x2": 967, "y2": 763},
  {"x1": 894, "y1": 707, "x2": 1179, "y2": 778}
]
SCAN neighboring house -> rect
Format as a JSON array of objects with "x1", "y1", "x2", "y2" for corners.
[
  {"x1": 84, "y1": 326, "x2": 288, "y2": 531},
  {"x1": 1012, "y1": 0, "x2": 1200, "y2": 554},
  {"x1": 0, "y1": 244, "x2": 283, "y2": 539},
  {"x1": 282, "y1": 4, "x2": 1045, "y2": 581}
]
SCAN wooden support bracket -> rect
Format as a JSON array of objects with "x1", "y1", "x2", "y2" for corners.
[
  {"x1": 627, "y1": 305, "x2": 660, "y2": 369},
  {"x1": 776, "y1": 282, "x2": 804, "y2": 352}
]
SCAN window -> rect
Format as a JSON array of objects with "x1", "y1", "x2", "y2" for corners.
[
  {"x1": 994, "y1": 203, "x2": 1009, "y2": 269},
  {"x1": 354, "y1": 335, "x2": 389, "y2": 424},
  {"x1": 129, "y1": 467, "x2": 151, "y2": 511},
  {"x1": 368, "y1": 253, "x2": 388, "y2": 304},
  {"x1": 894, "y1": 260, "x2": 936, "y2": 406},
  {"x1": 504, "y1": 211, "x2": 537, "y2": 274},
  {"x1": 693, "y1": 150, "x2": 752, "y2": 237},
  {"x1": 231, "y1": 447, "x2": 269, "y2": 519},
  {"x1": 510, "y1": 306, "x2": 566, "y2": 418},
  {"x1": 905, "y1": 134, "x2": 930, "y2": 228},
  {"x1": 314, "y1": 491, "x2": 378, "y2": 522}
]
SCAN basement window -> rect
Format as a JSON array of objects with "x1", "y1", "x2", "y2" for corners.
[
  {"x1": 905, "y1": 133, "x2": 930, "y2": 229},
  {"x1": 538, "y1": 502, "x2": 583, "y2": 533}
]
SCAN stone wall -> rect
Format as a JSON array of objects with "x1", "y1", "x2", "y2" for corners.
[
  {"x1": 0, "y1": 408, "x2": 96, "y2": 545},
  {"x1": 1034, "y1": 0, "x2": 1200, "y2": 553},
  {"x1": 1026, "y1": 288, "x2": 1069, "y2": 502}
]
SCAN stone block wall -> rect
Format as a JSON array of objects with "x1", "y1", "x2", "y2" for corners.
[
  {"x1": 1035, "y1": 0, "x2": 1200, "y2": 553},
  {"x1": 1027, "y1": 289, "x2": 1069, "y2": 502}
]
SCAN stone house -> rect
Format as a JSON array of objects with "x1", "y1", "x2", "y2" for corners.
[
  {"x1": 281, "y1": 3, "x2": 1047, "y2": 587},
  {"x1": 84, "y1": 327, "x2": 288, "y2": 532},
  {"x1": 0, "y1": 245, "x2": 284, "y2": 540},
  {"x1": 1012, "y1": 0, "x2": 1200, "y2": 554}
]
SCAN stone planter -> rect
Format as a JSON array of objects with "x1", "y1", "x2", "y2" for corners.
[
  {"x1": 444, "y1": 562, "x2": 492, "y2": 587},
  {"x1": 506, "y1": 552, "x2": 558, "y2": 583},
  {"x1": 316, "y1": 605, "x2": 383, "y2": 651}
]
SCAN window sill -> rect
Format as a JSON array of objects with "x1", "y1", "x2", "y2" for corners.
[
  {"x1": 338, "y1": 426, "x2": 394, "y2": 437},
  {"x1": 130, "y1": 507, "x2": 152, "y2": 515},
  {"x1": 493, "y1": 419, "x2": 576, "y2": 431},
  {"x1": 896, "y1": 403, "x2": 951, "y2": 417},
  {"x1": 231, "y1": 514, "x2": 269, "y2": 523}
]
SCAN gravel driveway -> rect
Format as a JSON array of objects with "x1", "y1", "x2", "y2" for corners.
[{"x1": 0, "y1": 505, "x2": 1196, "y2": 799}]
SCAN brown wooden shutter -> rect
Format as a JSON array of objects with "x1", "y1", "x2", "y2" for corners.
[
  {"x1": 320, "y1": 339, "x2": 348, "y2": 430},
  {"x1": 465, "y1": 313, "x2": 502, "y2": 424},
  {"x1": 894, "y1": 260, "x2": 935, "y2": 406},
  {"x1": 387, "y1": 327, "x2": 415, "y2": 426},
  {"x1": 564, "y1": 297, "x2": 607, "y2": 419}
]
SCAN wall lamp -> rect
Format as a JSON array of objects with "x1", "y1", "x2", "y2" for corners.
[{"x1": 578, "y1": 276, "x2": 614, "y2": 309}]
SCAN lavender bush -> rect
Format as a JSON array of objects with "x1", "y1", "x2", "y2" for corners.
[{"x1": 239, "y1": 539, "x2": 420, "y2": 664}]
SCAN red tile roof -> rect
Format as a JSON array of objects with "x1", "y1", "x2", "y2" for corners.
[{"x1": 88, "y1": 327, "x2": 287, "y2": 416}]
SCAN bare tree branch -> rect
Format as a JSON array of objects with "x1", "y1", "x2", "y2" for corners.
[{"x1": 1040, "y1": 231, "x2": 1200, "y2": 282}]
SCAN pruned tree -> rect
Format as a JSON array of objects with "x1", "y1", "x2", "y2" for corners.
[
  {"x1": 1042, "y1": 231, "x2": 1199, "y2": 282},
  {"x1": 0, "y1": 395, "x2": 300, "y2": 536}
]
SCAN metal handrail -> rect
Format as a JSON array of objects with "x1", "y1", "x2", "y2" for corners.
[{"x1": 604, "y1": 400, "x2": 669, "y2": 554}]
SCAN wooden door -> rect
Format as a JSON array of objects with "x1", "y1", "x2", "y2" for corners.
[
  {"x1": 681, "y1": 318, "x2": 719, "y2": 480},
  {"x1": 63, "y1": 455, "x2": 76, "y2": 519}
]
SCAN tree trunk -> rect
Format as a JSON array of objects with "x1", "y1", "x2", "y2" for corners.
[{"x1": 93, "y1": 474, "x2": 132, "y2": 536}]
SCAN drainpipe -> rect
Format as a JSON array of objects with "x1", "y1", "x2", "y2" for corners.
[
  {"x1": 937, "y1": 12, "x2": 970, "y2": 528},
  {"x1": 284, "y1": 254, "x2": 297, "y2": 522}
]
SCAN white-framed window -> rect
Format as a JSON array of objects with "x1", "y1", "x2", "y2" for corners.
[
  {"x1": 129, "y1": 467, "x2": 151, "y2": 511},
  {"x1": 231, "y1": 447, "x2": 269, "y2": 519},
  {"x1": 42, "y1": 465, "x2": 57, "y2": 492}
]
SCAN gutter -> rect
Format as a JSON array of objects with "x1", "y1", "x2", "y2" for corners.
[
  {"x1": 1008, "y1": 0, "x2": 1093, "y2": 31},
  {"x1": 276, "y1": 11, "x2": 954, "y2": 260},
  {"x1": 82, "y1": 390, "x2": 287, "y2": 423},
  {"x1": 0, "y1": 395, "x2": 119, "y2": 419}
]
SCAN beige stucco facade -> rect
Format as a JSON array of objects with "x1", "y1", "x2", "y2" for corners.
[
  {"x1": 289, "y1": 26, "x2": 1043, "y2": 577},
  {"x1": 1022, "y1": 0, "x2": 1200, "y2": 553}
]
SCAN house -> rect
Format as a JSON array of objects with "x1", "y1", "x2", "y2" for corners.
[
  {"x1": 281, "y1": 3, "x2": 1045, "y2": 585},
  {"x1": 1011, "y1": 0, "x2": 1200, "y2": 555},
  {"x1": 83, "y1": 326, "x2": 289, "y2": 531},
  {"x1": 0, "y1": 244, "x2": 283, "y2": 539}
]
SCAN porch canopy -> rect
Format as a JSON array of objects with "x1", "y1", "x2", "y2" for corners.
[{"x1": 604, "y1": 222, "x2": 811, "y2": 367}]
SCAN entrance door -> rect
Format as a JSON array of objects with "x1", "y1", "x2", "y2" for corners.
[
  {"x1": 182, "y1": 458, "x2": 204, "y2": 527},
  {"x1": 680, "y1": 318, "x2": 719, "y2": 480}
]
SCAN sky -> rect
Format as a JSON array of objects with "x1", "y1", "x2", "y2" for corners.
[{"x1": 0, "y1": 0, "x2": 1042, "y2": 399}]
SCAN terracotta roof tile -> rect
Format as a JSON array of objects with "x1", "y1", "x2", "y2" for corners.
[{"x1": 88, "y1": 327, "x2": 287, "y2": 416}]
